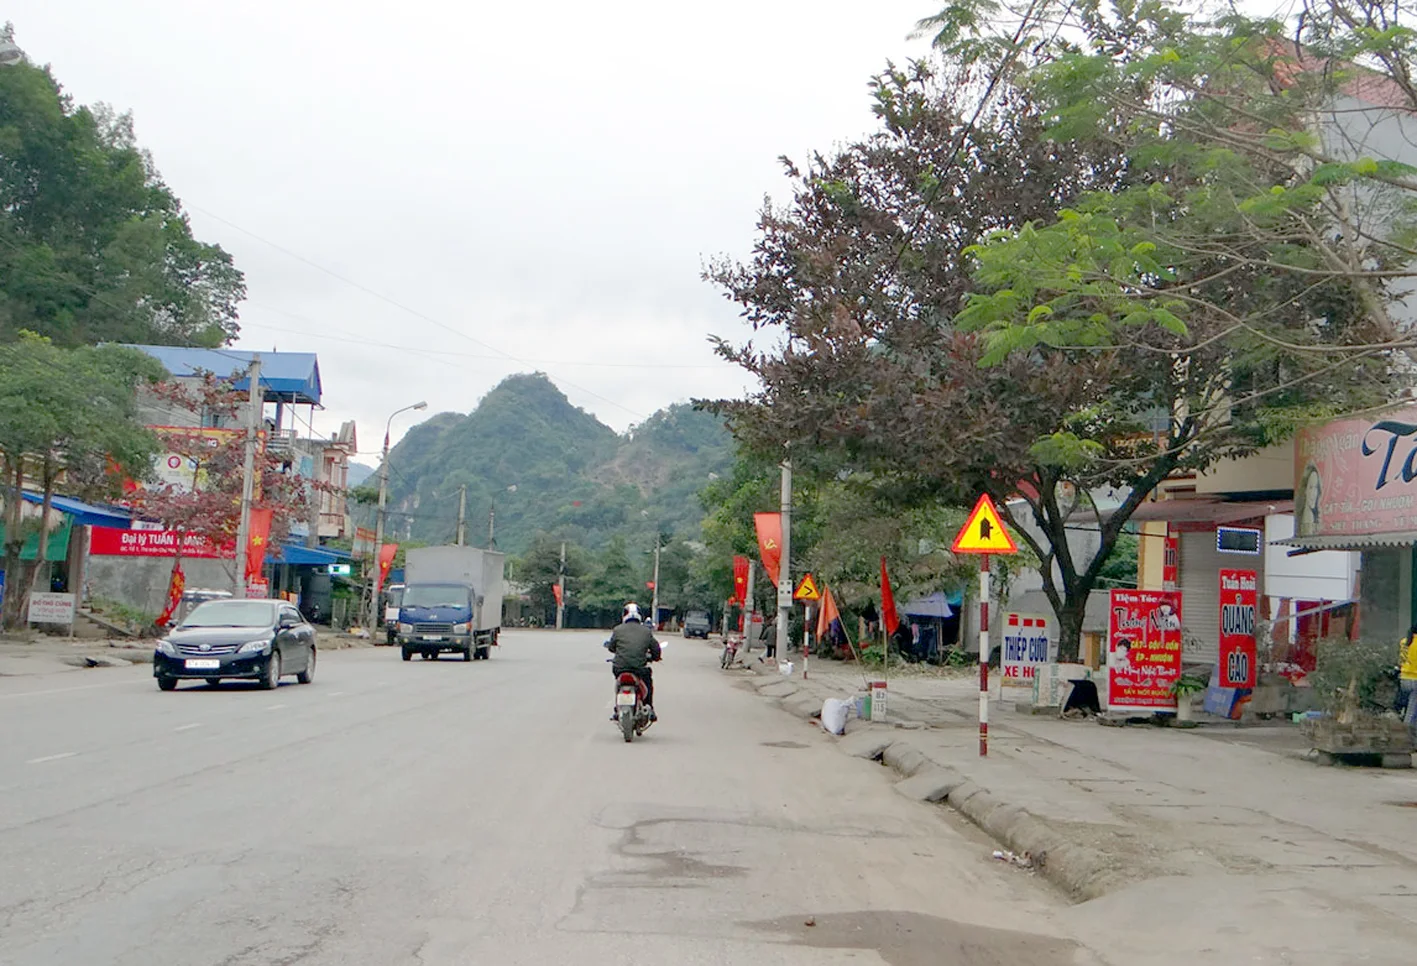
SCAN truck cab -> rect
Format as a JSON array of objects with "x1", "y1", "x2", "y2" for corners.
[{"x1": 397, "y1": 583, "x2": 483, "y2": 661}]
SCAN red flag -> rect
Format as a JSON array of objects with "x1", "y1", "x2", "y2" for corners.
[
  {"x1": 156, "y1": 560, "x2": 186, "y2": 626},
  {"x1": 552, "y1": 583, "x2": 563, "y2": 607},
  {"x1": 375, "y1": 543, "x2": 398, "y2": 595},
  {"x1": 245, "y1": 508, "x2": 274, "y2": 581},
  {"x1": 731, "y1": 555, "x2": 749, "y2": 604},
  {"x1": 754, "y1": 513, "x2": 782, "y2": 587},
  {"x1": 880, "y1": 556, "x2": 900, "y2": 637},
  {"x1": 816, "y1": 584, "x2": 842, "y2": 640}
]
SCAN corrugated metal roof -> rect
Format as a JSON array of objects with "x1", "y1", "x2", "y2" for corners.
[
  {"x1": 1128, "y1": 498, "x2": 1293, "y2": 524},
  {"x1": 1274, "y1": 531, "x2": 1417, "y2": 551},
  {"x1": 120, "y1": 345, "x2": 322, "y2": 405}
]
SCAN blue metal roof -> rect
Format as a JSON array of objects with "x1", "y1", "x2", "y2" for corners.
[
  {"x1": 22, "y1": 492, "x2": 132, "y2": 529},
  {"x1": 269, "y1": 542, "x2": 352, "y2": 566},
  {"x1": 902, "y1": 591, "x2": 957, "y2": 620},
  {"x1": 121, "y1": 345, "x2": 322, "y2": 405}
]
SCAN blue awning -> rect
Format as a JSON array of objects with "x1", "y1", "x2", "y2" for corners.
[
  {"x1": 269, "y1": 542, "x2": 352, "y2": 566},
  {"x1": 120, "y1": 345, "x2": 323, "y2": 405},
  {"x1": 21, "y1": 492, "x2": 132, "y2": 529}
]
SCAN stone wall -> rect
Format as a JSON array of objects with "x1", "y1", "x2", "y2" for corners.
[{"x1": 87, "y1": 556, "x2": 236, "y2": 615}]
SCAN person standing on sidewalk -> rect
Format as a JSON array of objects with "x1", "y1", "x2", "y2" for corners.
[
  {"x1": 758, "y1": 619, "x2": 777, "y2": 663},
  {"x1": 1400, "y1": 624, "x2": 1417, "y2": 745}
]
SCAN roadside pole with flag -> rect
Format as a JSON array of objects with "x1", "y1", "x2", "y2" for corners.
[
  {"x1": 880, "y1": 557, "x2": 901, "y2": 703},
  {"x1": 951, "y1": 495, "x2": 1019, "y2": 757}
]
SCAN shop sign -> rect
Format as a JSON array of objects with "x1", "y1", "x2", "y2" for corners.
[
  {"x1": 1296, "y1": 404, "x2": 1417, "y2": 539},
  {"x1": 1218, "y1": 569, "x2": 1258, "y2": 688},
  {"x1": 1000, "y1": 612, "x2": 1056, "y2": 688},
  {"x1": 1107, "y1": 589, "x2": 1183, "y2": 713}
]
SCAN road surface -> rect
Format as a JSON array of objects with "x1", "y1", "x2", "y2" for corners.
[{"x1": 0, "y1": 630, "x2": 1088, "y2": 966}]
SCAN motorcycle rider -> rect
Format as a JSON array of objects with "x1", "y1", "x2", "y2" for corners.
[{"x1": 605, "y1": 602, "x2": 661, "y2": 721}]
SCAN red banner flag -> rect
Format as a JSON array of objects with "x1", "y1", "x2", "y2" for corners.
[
  {"x1": 245, "y1": 508, "x2": 274, "y2": 581},
  {"x1": 156, "y1": 560, "x2": 186, "y2": 627},
  {"x1": 754, "y1": 513, "x2": 782, "y2": 587},
  {"x1": 732, "y1": 556, "x2": 749, "y2": 605},
  {"x1": 552, "y1": 583, "x2": 563, "y2": 607},
  {"x1": 880, "y1": 557, "x2": 900, "y2": 637},
  {"x1": 817, "y1": 584, "x2": 842, "y2": 640},
  {"x1": 375, "y1": 543, "x2": 398, "y2": 595}
]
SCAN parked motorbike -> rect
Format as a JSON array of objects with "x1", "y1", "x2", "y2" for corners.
[
  {"x1": 720, "y1": 635, "x2": 740, "y2": 669},
  {"x1": 613, "y1": 668, "x2": 653, "y2": 742}
]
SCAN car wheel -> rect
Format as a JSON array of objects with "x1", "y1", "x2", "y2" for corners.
[
  {"x1": 157, "y1": 675, "x2": 177, "y2": 692},
  {"x1": 261, "y1": 652, "x2": 282, "y2": 690},
  {"x1": 297, "y1": 648, "x2": 316, "y2": 684},
  {"x1": 204, "y1": 679, "x2": 222, "y2": 688},
  {"x1": 401, "y1": 647, "x2": 412, "y2": 661}
]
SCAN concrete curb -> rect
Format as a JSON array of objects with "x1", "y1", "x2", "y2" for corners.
[
  {"x1": 737, "y1": 666, "x2": 1127, "y2": 902},
  {"x1": 870, "y1": 736, "x2": 1123, "y2": 902}
]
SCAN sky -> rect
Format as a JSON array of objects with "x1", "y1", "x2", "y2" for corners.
[{"x1": 9, "y1": 0, "x2": 935, "y2": 457}]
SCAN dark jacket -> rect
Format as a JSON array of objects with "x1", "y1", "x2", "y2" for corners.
[{"x1": 606, "y1": 620, "x2": 661, "y2": 671}]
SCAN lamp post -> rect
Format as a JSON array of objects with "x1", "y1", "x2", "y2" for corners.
[{"x1": 368, "y1": 400, "x2": 426, "y2": 632}]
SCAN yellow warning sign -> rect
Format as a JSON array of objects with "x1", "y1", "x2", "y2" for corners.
[
  {"x1": 793, "y1": 572, "x2": 822, "y2": 601},
  {"x1": 951, "y1": 495, "x2": 1018, "y2": 554}
]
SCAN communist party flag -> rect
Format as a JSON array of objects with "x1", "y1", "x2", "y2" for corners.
[
  {"x1": 156, "y1": 560, "x2": 186, "y2": 627},
  {"x1": 880, "y1": 556, "x2": 900, "y2": 637},
  {"x1": 245, "y1": 508, "x2": 274, "y2": 581},
  {"x1": 754, "y1": 513, "x2": 782, "y2": 587},
  {"x1": 552, "y1": 583, "x2": 563, "y2": 607},
  {"x1": 732, "y1": 555, "x2": 750, "y2": 604},
  {"x1": 816, "y1": 583, "x2": 842, "y2": 639},
  {"x1": 376, "y1": 543, "x2": 398, "y2": 595}
]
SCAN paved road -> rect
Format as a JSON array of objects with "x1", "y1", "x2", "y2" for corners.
[{"x1": 0, "y1": 630, "x2": 1089, "y2": 966}]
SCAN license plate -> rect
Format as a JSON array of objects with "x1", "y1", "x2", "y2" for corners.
[
  {"x1": 616, "y1": 691, "x2": 637, "y2": 706},
  {"x1": 184, "y1": 659, "x2": 220, "y2": 670},
  {"x1": 421, "y1": 636, "x2": 445, "y2": 643}
]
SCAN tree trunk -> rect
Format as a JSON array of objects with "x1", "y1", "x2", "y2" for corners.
[
  {"x1": 1055, "y1": 593, "x2": 1087, "y2": 663},
  {"x1": 3, "y1": 458, "x2": 26, "y2": 631},
  {"x1": 31, "y1": 456, "x2": 55, "y2": 595}
]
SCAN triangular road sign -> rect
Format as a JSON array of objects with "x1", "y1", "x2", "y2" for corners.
[
  {"x1": 952, "y1": 494, "x2": 1018, "y2": 554},
  {"x1": 793, "y1": 572, "x2": 822, "y2": 601}
]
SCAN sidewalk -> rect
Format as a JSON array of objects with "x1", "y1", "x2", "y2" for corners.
[
  {"x1": 0, "y1": 631, "x2": 374, "y2": 676},
  {"x1": 731, "y1": 650, "x2": 1417, "y2": 960}
]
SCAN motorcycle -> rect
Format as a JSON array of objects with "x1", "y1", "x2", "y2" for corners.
[
  {"x1": 720, "y1": 634, "x2": 740, "y2": 669},
  {"x1": 613, "y1": 668, "x2": 653, "y2": 742}
]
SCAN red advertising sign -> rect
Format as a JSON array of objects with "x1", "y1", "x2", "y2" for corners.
[
  {"x1": 89, "y1": 526, "x2": 229, "y2": 559},
  {"x1": 1218, "y1": 569, "x2": 1258, "y2": 689},
  {"x1": 1296, "y1": 404, "x2": 1417, "y2": 540},
  {"x1": 1162, "y1": 529, "x2": 1178, "y2": 591},
  {"x1": 1107, "y1": 589, "x2": 1183, "y2": 713}
]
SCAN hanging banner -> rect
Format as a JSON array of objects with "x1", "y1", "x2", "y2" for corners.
[
  {"x1": 1218, "y1": 569, "x2": 1259, "y2": 688},
  {"x1": 1107, "y1": 589, "x2": 1183, "y2": 713},
  {"x1": 245, "y1": 508, "x2": 274, "y2": 581},
  {"x1": 732, "y1": 555, "x2": 750, "y2": 604},
  {"x1": 552, "y1": 583, "x2": 563, "y2": 607},
  {"x1": 156, "y1": 560, "x2": 186, "y2": 627},
  {"x1": 375, "y1": 543, "x2": 399, "y2": 595},
  {"x1": 754, "y1": 513, "x2": 782, "y2": 587},
  {"x1": 1162, "y1": 529, "x2": 1179, "y2": 592},
  {"x1": 1001, "y1": 612, "x2": 1057, "y2": 689}
]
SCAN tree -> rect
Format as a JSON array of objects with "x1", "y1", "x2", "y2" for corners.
[
  {"x1": 0, "y1": 334, "x2": 165, "y2": 626},
  {"x1": 514, "y1": 533, "x2": 587, "y2": 623},
  {"x1": 123, "y1": 373, "x2": 332, "y2": 576},
  {"x1": 707, "y1": 45, "x2": 1399, "y2": 657},
  {"x1": 0, "y1": 36, "x2": 244, "y2": 347}
]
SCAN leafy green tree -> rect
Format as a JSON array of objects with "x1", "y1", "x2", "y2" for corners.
[
  {"x1": 0, "y1": 334, "x2": 165, "y2": 625},
  {"x1": 513, "y1": 533, "x2": 588, "y2": 623},
  {"x1": 0, "y1": 38, "x2": 244, "y2": 347},
  {"x1": 707, "y1": 36, "x2": 1397, "y2": 658}
]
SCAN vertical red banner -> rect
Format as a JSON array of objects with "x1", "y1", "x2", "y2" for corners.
[
  {"x1": 880, "y1": 557, "x2": 900, "y2": 638},
  {"x1": 552, "y1": 583, "x2": 563, "y2": 607},
  {"x1": 375, "y1": 543, "x2": 398, "y2": 595},
  {"x1": 1162, "y1": 528, "x2": 1179, "y2": 592},
  {"x1": 731, "y1": 555, "x2": 749, "y2": 604},
  {"x1": 245, "y1": 508, "x2": 274, "y2": 581},
  {"x1": 753, "y1": 513, "x2": 782, "y2": 587},
  {"x1": 1107, "y1": 589, "x2": 1184, "y2": 712},
  {"x1": 1218, "y1": 569, "x2": 1258, "y2": 688}
]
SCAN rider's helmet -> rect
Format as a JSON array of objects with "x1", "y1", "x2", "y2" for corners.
[{"x1": 622, "y1": 602, "x2": 642, "y2": 623}]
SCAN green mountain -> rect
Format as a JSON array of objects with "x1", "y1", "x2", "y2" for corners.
[{"x1": 370, "y1": 373, "x2": 733, "y2": 554}]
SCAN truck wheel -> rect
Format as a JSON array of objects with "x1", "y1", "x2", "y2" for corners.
[
  {"x1": 401, "y1": 648, "x2": 412, "y2": 662},
  {"x1": 477, "y1": 646, "x2": 490, "y2": 660},
  {"x1": 463, "y1": 648, "x2": 472, "y2": 662}
]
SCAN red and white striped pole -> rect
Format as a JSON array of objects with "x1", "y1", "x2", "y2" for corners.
[{"x1": 978, "y1": 554, "x2": 990, "y2": 757}]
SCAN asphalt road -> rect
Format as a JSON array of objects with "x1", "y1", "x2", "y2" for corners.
[{"x1": 0, "y1": 630, "x2": 1091, "y2": 966}]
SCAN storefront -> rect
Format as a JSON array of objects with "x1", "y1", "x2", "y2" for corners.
[{"x1": 1277, "y1": 404, "x2": 1417, "y2": 645}]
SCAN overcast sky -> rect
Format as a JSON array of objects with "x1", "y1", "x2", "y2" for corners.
[{"x1": 9, "y1": 1, "x2": 933, "y2": 456}]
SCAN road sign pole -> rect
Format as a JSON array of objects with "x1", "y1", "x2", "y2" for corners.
[{"x1": 979, "y1": 554, "x2": 990, "y2": 757}]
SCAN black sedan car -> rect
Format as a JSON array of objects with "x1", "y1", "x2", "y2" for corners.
[{"x1": 154, "y1": 599, "x2": 317, "y2": 691}]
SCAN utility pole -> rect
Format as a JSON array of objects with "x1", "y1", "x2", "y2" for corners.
[
  {"x1": 556, "y1": 541, "x2": 566, "y2": 630},
  {"x1": 776, "y1": 458, "x2": 792, "y2": 667},
  {"x1": 650, "y1": 537, "x2": 661, "y2": 631},
  {"x1": 368, "y1": 437, "x2": 391, "y2": 632},
  {"x1": 742, "y1": 559, "x2": 756, "y2": 642},
  {"x1": 456, "y1": 485, "x2": 467, "y2": 546},
  {"x1": 487, "y1": 499, "x2": 496, "y2": 550},
  {"x1": 233, "y1": 356, "x2": 261, "y2": 598}
]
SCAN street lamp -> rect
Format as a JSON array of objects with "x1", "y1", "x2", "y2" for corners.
[{"x1": 368, "y1": 400, "x2": 427, "y2": 632}]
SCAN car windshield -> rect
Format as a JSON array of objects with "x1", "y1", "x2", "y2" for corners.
[
  {"x1": 180, "y1": 600, "x2": 277, "y2": 628},
  {"x1": 688, "y1": 612, "x2": 709, "y2": 622},
  {"x1": 402, "y1": 585, "x2": 469, "y2": 608}
]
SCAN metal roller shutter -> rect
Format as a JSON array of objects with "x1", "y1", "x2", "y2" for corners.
[{"x1": 1178, "y1": 529, "x2": 1266, "y2": 669}]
